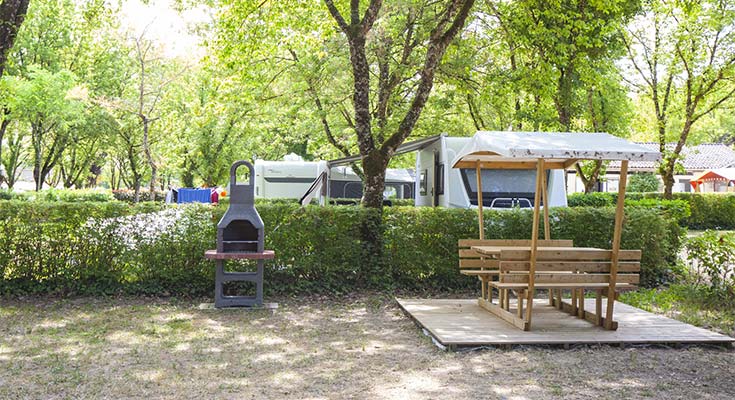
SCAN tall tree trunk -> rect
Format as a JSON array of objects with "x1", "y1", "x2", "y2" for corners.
[
  {"x1": 0, "y1": 0, "x2": 30, "y2": 78},
  {"x1": 141, "y1": 118, "x2": 157, "y2": 200}
]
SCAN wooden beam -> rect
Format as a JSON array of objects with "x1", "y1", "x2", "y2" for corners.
[
  {"x1": 525, "y1": 159, "x2": 544, "y2": 327},
  {"x1": 478, "y1": 298, "x2": 528, "y2": 331},
  {"x1": 541, "y1": 167, "x2": 550, "y2": 241},
  {"x1": 605, "y1": 160, "x2": 628, "y2": 329},
  {"x1": 476, "y1": 163, "x2": 484, "y2": 240}
]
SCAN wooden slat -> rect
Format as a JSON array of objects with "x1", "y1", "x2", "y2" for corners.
[
  {"x1": 500, "y1": 261, "x2": 640, "y2": 272},
  {"x1": 460, "y1": 270, "x2": 500, "y2": 276},
  {"x1": 490, "y1": 282, "x2": 635, "y2": 290},
  {"x1": 500, "y1": 249, "x2": 642, "y2": 261},
  {"x1": 501, "y1": 273, "x2": 639, "y2": 284},
  {"x1": 477, "y1": 298, "x2": 529, "y2": 331},
  {"x1": 459, "y1": 239, "x2": 573, "y2": 247},
  {"x1": 459, "y1": 259, "x2": 499, "y2": 268}
]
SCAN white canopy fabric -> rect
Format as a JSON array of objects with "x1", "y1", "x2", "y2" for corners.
[{"x1": 451, "y1": 131, "x2": 662, "y2": 169}]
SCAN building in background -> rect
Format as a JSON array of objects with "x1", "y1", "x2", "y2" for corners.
[{"x1": 567, "y1": 143, "x2": 735, "y2": 193}]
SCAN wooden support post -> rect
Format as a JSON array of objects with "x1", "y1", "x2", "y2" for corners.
[
  {"x1": 595, "y1": 289, "x2": 603, "y2": 325},
  {"x1": 605, "y1": 160, "x2": 628, "y2": 329},
  {"x1": 525, "y1": 160, "x2": 544, "y2": 329},
  {"x1": 476, "y1": 163, "x2": 484, "y2": 240},
  {"x1": 577, "y1": 289, "x2": 585, "y2": 318},
  {"x1": 541, "y1": 171, "x2": 553, "y2": 305},
  {"x1": 517, "y1": 290, "x2": 524, "y2": 318},
  {"x1": 556, "y1": 289, "x2": 563, "y2": 310},
  {"x1": 480, "y1": 277, "x2": 486, "y2": 300},
  {"x1": 571, "y1": 288, "x2": 577, "y2": 316}
]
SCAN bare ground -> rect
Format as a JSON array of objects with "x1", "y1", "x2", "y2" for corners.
[{"x1": 1, "y1": 295, "x2": 734, "y2": 400}]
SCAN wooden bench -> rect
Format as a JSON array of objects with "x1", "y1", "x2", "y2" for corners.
[
  {"x1": 459, "y1": 239, "x2": 574, "y2": 301},
  {"x1": 487, "y1": 248, "x2": 641, "y2": 330}
]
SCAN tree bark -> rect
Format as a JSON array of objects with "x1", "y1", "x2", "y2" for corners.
[{"x1": 0, "y1": 0, "x2": 30, "y2": 78}]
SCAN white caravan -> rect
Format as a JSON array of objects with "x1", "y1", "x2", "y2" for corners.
[
  {"x1": 414, "y1": 134, "x2": 567, "y2": 208},
  {"x1": 254, "y1": 159, "x2": 414, "y2": 200}
]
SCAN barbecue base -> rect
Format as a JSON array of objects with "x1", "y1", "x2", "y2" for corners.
[{"x1": 205, "y1": 250, "x2": 275, "y2": 308}]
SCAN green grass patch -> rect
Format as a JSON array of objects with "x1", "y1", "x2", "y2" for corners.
[{"x1": 620, "y1": 284, "x2": 735, "y2": 336}]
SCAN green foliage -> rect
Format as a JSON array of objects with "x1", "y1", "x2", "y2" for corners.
[
  {"x1": 112, "y1": 189, "x2": 167, "y2": 203},
  {"x1": 0, "y1": 202, "x2": 683, "y2": 296},
  {"x1": 568, "y1": 192, "x2": 735, "y2": 229},
  {"x1": 685, "y1": 231, "x2": 735, "y2": 297},
  {"x1": 627, "y1": 172, "x2": 660, "y2": 192},
  {"x1": 567, "y1": 192, "x2": 615, "y2": 207}
]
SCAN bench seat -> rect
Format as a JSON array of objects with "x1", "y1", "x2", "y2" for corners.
[{"x1": 490, "y1": 282, "x2": 634, "y2": 290}]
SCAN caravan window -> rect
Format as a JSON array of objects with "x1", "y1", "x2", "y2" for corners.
[{"x1": 461, "y1": 169, "x2": 545, "y2": 208}]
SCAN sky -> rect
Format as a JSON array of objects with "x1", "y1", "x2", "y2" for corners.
[{"x1": 120, "y1": 0, "x2": 211, "y2": 59}]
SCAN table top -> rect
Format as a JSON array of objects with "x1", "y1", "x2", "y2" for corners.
[{"x1": 471, "y1": 245, "x2": 605, "y2": 256}]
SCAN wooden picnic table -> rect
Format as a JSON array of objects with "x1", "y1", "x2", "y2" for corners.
[{"x1": 467, "y1": 243, "x2": 642, "y2": 331}]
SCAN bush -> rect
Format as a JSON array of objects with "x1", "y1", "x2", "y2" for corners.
[
  {"x1": 0, "y1": 201, "x2": 683, "y2": 296},
  {"x1": 112, "y1": 189, "x2": 167, "y2": 202},
  {"x1": 685, "y1": 230, "x2": 735, "y2": 297},
  {"x1": 567, "y1": 192, "x2": 615, "y2": 207},
  {"x1": 569, "y1": 192, "x2": 735, "y2": 229}
]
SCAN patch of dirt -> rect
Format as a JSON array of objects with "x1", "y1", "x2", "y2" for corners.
[{"x1": 0, "y1": 295, "x2": 733, "y2": 399}]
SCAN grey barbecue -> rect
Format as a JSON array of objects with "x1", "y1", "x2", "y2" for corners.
[{"x1": 205, "y1": 161, "x2": 274, "y2": 307}]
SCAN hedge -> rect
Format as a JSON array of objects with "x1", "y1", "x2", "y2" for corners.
[
  {"x1": 0, "y1": 200, "x2": 683, "y2": 296},
  {"x1": 568, "y1": 192, "x2": 735, "y2": 229}
]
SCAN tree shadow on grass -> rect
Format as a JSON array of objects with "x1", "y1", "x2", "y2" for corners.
[{"x1": 0, "y1": 296, "x2": 734, "y2": 399}]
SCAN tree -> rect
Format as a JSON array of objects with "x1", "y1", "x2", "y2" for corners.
[
  {"x1": 0, "y1": 0, "x2": 30, "y2": 78},
  {"x1": 623, "y1": 0, "x2": 735, "y2": 197},
  {"x1": 10, "y1": 68, "x2": 84, "y2": 190},
  {"x1": 628, "y1": 172, "x2": 660, "y2": 192},
  {"x1": 0, "y1": 0, "x2": 29, "y2": 185},
  {"x1": 322, "y1": 0, "x2": 475, "y2": 208}
]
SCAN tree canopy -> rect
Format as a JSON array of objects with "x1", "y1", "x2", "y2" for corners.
[{"x1": 0, "y1": 0, "x2": 733, "y2": 200}]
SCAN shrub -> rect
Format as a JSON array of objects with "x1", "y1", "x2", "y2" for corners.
[
  {"x1": 0, "y1": 201, "x2": 683, "y2": 296},
  {"x1": 685, "y1": 230, "x2": 735, "y2": 297},
  {"x1": 567, "y1": 192, "x2": 615, "y2": 207},
  {"x1": 112, "y1": 189, "x2": 167, "y2": 202}
]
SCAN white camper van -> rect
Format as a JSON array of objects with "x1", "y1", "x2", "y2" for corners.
[
  {"x1": 254, "y1": 159, "x2": 414, "y2": 200},
  {"x1": 414, "y1": 135, "x2": 567, "y2": 208}
]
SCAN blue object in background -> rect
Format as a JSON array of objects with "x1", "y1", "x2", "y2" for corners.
[{"x1": 177, "y1": 188, "x2": 211, "y2": 204}]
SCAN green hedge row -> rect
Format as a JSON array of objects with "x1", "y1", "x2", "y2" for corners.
[
  {"x1": 568, "y1": 192, "x2": 735, "y2": 229},
  {"x1": 0, "y1": 201, "x2": 683, "y2": 296}
]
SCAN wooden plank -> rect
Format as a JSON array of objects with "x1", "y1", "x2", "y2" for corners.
[
  {"x1": 490, "y1": 282, "x2": 635, "y2": 290},
  {"x1": 500, "y1": 261, "x2": 640, "y2": 272},
  {"x1": 500, "y1": 273, "x2": 639, "y2": 284},
  {"x1": 460, "y1": 270, "x2": 500, "y2": 276},
  {"x1": 606, "y1": 160, "x2": 628, "y2": 330},
  {"x1": 454, "y1": 161, "x2": 568, "y2": 170},
  {"x1": 477, "y1": 298, "x2": 528, "y2": 330},
  {"x1": 461, "y1": 239, "x2": 572, "y2": 248},
  {"x1": 459, "y1": 259, "x2": 500, "y2": 269},
  {"x1": 500, "y1": 249, "x2": 642, "y2": 261},
  {"x1": 396, "y1": 299, "x2": 735, "y2": 346}
]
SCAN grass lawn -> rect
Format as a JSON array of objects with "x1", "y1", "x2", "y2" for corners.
[
  {"x1": 620, "y1": 285, "x2": 735, "y2": 337},
  {"x1": 1, "y1": 295, "x2": 734, "y2": 399}
]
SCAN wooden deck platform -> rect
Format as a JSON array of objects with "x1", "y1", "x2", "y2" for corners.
[{"x1": 396, "y1": 298, "x2": 734, "y2": 348}]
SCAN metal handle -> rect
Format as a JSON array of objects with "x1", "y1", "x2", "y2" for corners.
[{"x1": 230, "y1": 160, "x2": 254, "y2": 187}]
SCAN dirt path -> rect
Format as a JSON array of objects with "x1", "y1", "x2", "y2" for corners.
[{"x1": 1, "y1": 296, "x2": 733, "y2": 399}]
